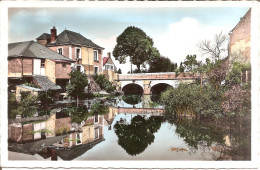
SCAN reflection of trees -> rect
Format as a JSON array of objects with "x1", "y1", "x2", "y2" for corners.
[
  {"x1": 172, "y1": 119, "x2": 225, "y2": 149},
  {"x1": 114, "y1": 115, "x2": 163, "y2": 156},
  {"x1": 122, "y1": 95, "x2": 142, "y2": 105}
]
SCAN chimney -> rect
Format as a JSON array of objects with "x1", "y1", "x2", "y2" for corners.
[
  {"x1": 51, "y1": 26, "x2": 57, "y2": 42},
  {"x1": 107, "y1": 52, "x2": 111, "y2": 58}
]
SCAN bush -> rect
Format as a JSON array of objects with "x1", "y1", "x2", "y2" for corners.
[
  {"x1": 63, "y1": 106, "x2": 89, "y2": 124},
  {"x1": 92, "y1": 74, "x2": 116, "y2": 93},
  {"x1": 90, "y1": 101, "x2": 109, "y2": 115},
  {"x1": 160, "y1": 84, "x2": 224, "y2": 119},
  {"x1": 16, "y1": 93, "x2": 38, "y2": 118}
]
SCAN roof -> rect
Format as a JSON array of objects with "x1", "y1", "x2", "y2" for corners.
[
  {"x1": 8, "y1": 40, "x2": 74, "y2": 62},
  {"x1": 33, "y1": 75, "x2": 62, "y2": 90},
  {"x1": 103, "y1": 57, "x2": 109, "y2": 66},
  {"x1": 36, "y1": 33, "x2": 51, "y2": 40},
  {"x1": 47, "y1": 30, "x2": 104, "y2": 49}
]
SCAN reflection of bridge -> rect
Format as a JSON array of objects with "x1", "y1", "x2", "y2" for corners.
[
  {"x1": 116, "y1": 107, "x2": 165, "y2": 116},
  {"x1": 117, "y1": 72, "x2": 197, "y2": 95}
]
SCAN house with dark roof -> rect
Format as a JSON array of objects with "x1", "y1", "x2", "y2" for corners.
[
  {"x1": 102, "y1": 52, "x2": 118, "y2": 82},
  {"x1": 8, "y1": 40, "x2": 74, "y2": 91},
  {"x1": 37, "y1": 27, "x2": 104, "y2": 75}
]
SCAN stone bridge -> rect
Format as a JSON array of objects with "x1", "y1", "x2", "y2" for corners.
[{"x1": 117, "y1": 72, "x2": 197, "y2": 95}]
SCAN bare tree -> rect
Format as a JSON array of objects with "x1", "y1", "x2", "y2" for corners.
[{"x1": 197, "y1": 31, "x2": 228, "y2": 61}]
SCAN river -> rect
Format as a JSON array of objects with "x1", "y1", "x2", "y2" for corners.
[{"x1": 8, "y1": 95, "x2": 251, "y2": 161}]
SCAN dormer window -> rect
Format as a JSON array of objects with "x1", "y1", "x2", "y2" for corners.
[
  {"x1": 94, "y1": 50, "x2": 98, "y2": 61},
  {"x1": 57, "y1": 47, "x2": 63, "y2": 55},
  {"x1": 75, "y1": 47, "x2": 81, "y2": 59}
]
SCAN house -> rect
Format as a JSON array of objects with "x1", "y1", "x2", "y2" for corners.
[
  {"x1": 228, "y1": 8, "x2": 251, "y2": 83},
  {"x1": 37, "y1": 27, "x2": 104, "y2": 75},
  {"x1": 8, "y1": 40, "x2": 74, "y2": 91},
  {"x1": 102, "y1": 52, "x2": 118, "y2": 82},
  {"x1": 229, "y1": 9, "x2": 251, "y2": 64}
]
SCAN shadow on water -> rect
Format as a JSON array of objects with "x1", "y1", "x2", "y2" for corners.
[{"x1": 113, "y1": 115, "x2": 163, "y2": 156}]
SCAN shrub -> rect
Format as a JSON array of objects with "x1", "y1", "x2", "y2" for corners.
[
  {"x1": 90, "y1": 101, "x2": 109, "y2": 115},
  {"x1": 160, "y1": 84, "x2": 224, "y2": 119},
  {"x1": 92, "y1": 74, "x2": 116, "y2": 93}
]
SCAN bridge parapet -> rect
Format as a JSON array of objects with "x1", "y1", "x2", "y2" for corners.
[{"x1": 118, "y1": 72, "x2": 198, "y2": 80}]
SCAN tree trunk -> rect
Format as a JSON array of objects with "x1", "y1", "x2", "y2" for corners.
[
  {"x1": 137, "y1": 65, "x2": 141, "y2": 73},
  {"x1": 130, "y1": 62, "x2": 132, "y2": 73},
  {"x1": 77, "y1": 95, "x2": 79, "y2": 108}
]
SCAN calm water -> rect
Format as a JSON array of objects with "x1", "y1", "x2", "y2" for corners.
[{"x1": 8, "y1": 95, "x2": 251, "y2": 161}]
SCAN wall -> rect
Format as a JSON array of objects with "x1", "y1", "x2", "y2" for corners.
[
  {"x1": 82, "y1": 125, "x2": 95, "y2": 144},
  {"x1": 93, "y1": 49, "x2": 102, "y2": 73},
  {"x1": 8, "y1": 58, "x2": 22, "y2": 77},
  {"x1": 82, "y1": 47, "x2": 94, "y2": 65},
  {"x1": 55, "y1": 62, "x2": 71, "y2": 79},
  {"x1": 22, "y1": 58, "x2": 33, "y2": 76},
  {"x1": 55, "y1": 117, "x2": 71, "y2": 135},
  {"x1": 229, "y1": 9, "x2": 251, "y2": 63},
  {"x1": 45, "y1": 114, "x2": 56, "y2": 138},
  {"x1": 48, "y1": 45, "x2": 70, "y2": 59},
  {"x1": 33, "y1": 122, "x2": 46, "y2": 140},
  {"x1": 15, "y1": 85, "x2": 40, "y2": 102},
  {"x1": 45, "y1": 59, "x2": 56, "y2": 83}
]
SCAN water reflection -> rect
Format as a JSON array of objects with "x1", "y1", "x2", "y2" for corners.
[
  {"x1": 114, "y1": 115, "x2": 163, "y2": 156},
  {"x1": 8, "y1": 95, "x2": 251, "y2": 161}
]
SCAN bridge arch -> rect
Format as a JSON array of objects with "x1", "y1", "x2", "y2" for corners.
[
  {"x1": 122, "y1": 83, "x2": 143, "y2": 95},
  {"x1": 150, "y1": 83, "x2": 173, "y2": 96}
]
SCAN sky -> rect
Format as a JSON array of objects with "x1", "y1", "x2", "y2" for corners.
[{"x1": 8, "y1": 7, "x2": 250, "y2": 74}]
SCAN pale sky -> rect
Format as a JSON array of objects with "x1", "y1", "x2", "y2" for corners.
[{"x1": 8, "y1": 7, "x2": 250, "y2": 74}]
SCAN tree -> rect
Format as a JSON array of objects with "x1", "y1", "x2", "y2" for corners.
[
  {"x1": 117, "y1": 68, "x2": 122, "y2": 74},
  {"x1": 197, "y1": 31, "x2": 228, "y2": 61},
  {"x1": 183, "y1": 55, "x2": 198, "y2": 72},
  {"x1": 66, "y1": 70, "x2": 88, "y2": 107},
  {"x1": 148, "y1": 56, "x2": 177, "y2": 73},
  {"x1": 113, "y1": 26, "x2": 160, "y2": 73},
  {"x1": 16, "y1": 92, "x2": 38, "y2": 118},
  {"x1": 179, "y1": 62, "x2": 185, "y2": 73}
]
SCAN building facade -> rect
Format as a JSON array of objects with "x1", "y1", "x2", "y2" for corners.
[
  {"x1": 37, "y1": 27, "x2": 104, "y2": 75},
  {"x1": 229, "y1": 9, "x2": 251, "y2": 64},
  {"x1": 8, "y1": 40, "x2": 74, "y2": 91},
  {"x1": 102, "y1": 52, "x2": 118, "y2": 82}
]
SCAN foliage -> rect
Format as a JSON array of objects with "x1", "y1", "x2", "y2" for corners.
[
  {"x1": 160, "y1": 84, "x2": 224, "y2": 119},
  {"x1": 90, "y1": 101, "x2": 109, "y2": 115},
  {"x1": 117, "y1": 68, "x2": 122, "y2": 74},
  {"x1": 66, "y1": 70, "x2": 88, "y2": 107},
  {"x1": 183, "y1": 55, "x2": 198, "y2": 72},
  {"x1": 225, "y1": 62, "x2": 251, "y2": 87},
  {"x1": 8, "y1": 92, "x2": 19, "y2": 119},
  {"x1": 148, "y1": 56, "x2": 177, "y2": 73},
  {"x1": 64, "y1": 106, "x2": 89, "y2": 124},
  {"x1": 113, "y1": 26, "x2": 160, "y2": 72},
  {"x1": 114, "y1": 115, "x2": 163, "y2": 156},
  {"x1": 92, "y1": 74, "x2": 116, "y2": 93},
  {"x1": 222, "y1": 85, "x2": 251, "y2": 116},
  {"x1": 15, "y1": 93, "x2": 39, "y2": 118},
  {"x1": 179, "y1": 62, "x2": 185, "y2": 73},
  {"x1": 122, "y1": 95, "x2": 142, "y2": 105}
]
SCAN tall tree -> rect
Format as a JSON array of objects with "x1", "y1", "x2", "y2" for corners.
[
  {"x1": 197, "y1": 31, "x2": 228, "y2": 61},
  {"x1": 179, "y1": 62, "x2": 185, "y2": 73},
  {"x1": 148, "y1": 56, "x2": 176, "y2": 73},
  {"x1": 66, "y1": 70, "x2": 88, "y2": 107},
  {"x1": 183, "y1": 55, "x2": 198, "y2": 72},
  {"x1": 113, "y1": 26, "x2": 160, "y2": 73}
]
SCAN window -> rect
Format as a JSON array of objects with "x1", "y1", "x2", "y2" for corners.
[
  {"x1": 77, "y1": 66, "x2": 81, "y2": 71},
  {"x1": 95, "y1": 128, "x2": 99, "y2": 139},
  {"x1": 105, "y1": 64, "x2": 114, "y2": 70},
  {"x1": 62, "y1": 63, "x2": 66, "y2": 68},
  {"x1": 76, "y1": 133, "x2": 82, "y2": 145},
  {"x1": 94, "y1": 66, "x2": 98, "y2": 74},
  {"x1": 94, "y1": 50, "x2": 98, "y2": 61},
  {"x1": 41, "y1": 59, "x2": 45, "y2": 67},
  {"x1": 94, "y1": 114, "x2": 99, "y2": 123},
  {"x1": 57, "y1": 48, "x2": 63, "y2": 55},
  {"x1": 75, "y1": 47, "x2": 81, "y2": 59}
]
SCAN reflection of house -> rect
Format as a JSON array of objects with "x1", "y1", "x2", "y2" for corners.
[
  {"x1": 104, "y1": 107, "x2": 118, "y2": 127},
  {"x1": 37, "y1": 27, "x2": 104, "y2": 75},
  {"x1": 229, "y1": 9, "x2": 251, "y2": 63},
  {"x1": 102, "y1": 52, "x2": 118, "y2": 82},
  {"x1": 8, "y1": 40, "x2": 74, "y2": 91}
]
